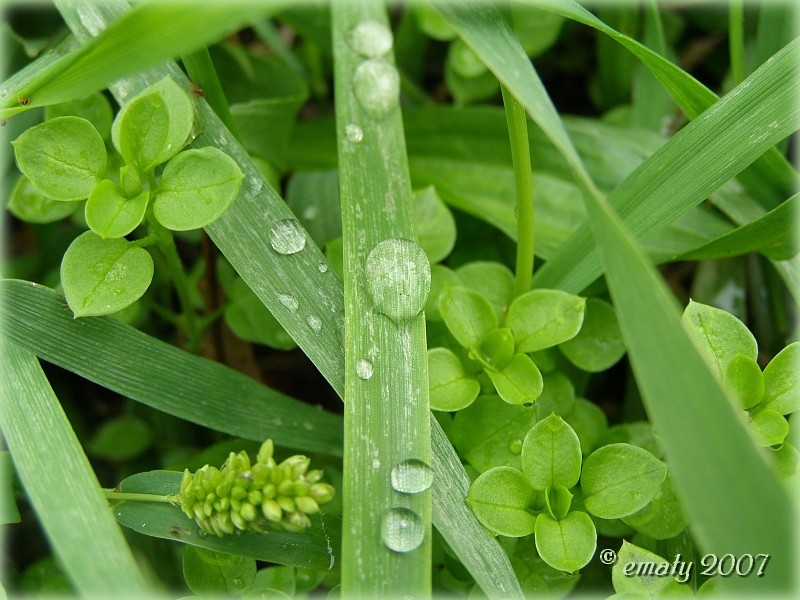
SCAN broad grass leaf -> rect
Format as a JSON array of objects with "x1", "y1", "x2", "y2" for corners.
[
  {"x1": 428, "y1": 347, "x2": 480, "y2": 412},
  {"x1": 761, "y1": 342, "x2": 800, "y2": 415},
  {"x1": 486, "y1": 352, "x2": 543, "y2": 406},
  {"x1": 12, "y1": 116, "x2": 106, "y2": 201},
  {"x1": 153, "y1": 147, "x2": 243, "y2": 231},
  {"x1": 7, "y1": 175, "x2": 80, "y2": 224},
  {"x1": 559, "y1": 298, "x2": 625, "y2": 372},
  {"x1": 581, "y1": 444, "x2": 667, "y2": 519},
  {"x1": 521, "y1": 414, "x2": 582, "y2": 490},
  {"x1": 534, "y1": 511, "x2": 595, "y2": 573},
  {"x1": 466, "y1": 466, "x2": 536, "y2": 537},
  {"x1": 85, "y1": 180, "x2": 148, "y2": 238},
  {"x1": 506, "y1": 290, "x2": 585, "y2": 353},
  {"x1": 61, "y1": 231, "x2": 154, "y2": 317},
  {"x1": 439, "y1": 285, "x2": 498, "y2": 349}
]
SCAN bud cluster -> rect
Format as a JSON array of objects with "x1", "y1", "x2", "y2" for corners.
[{"x1": 178, "y1": 439, "x2": 335, "y2": 537}]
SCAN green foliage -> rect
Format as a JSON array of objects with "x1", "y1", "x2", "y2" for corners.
[{"x1": 182, "y1": 547, "x2": 256, "y2": 596}]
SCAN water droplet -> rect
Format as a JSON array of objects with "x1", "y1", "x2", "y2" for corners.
[
  {"x1": 269, "y1": 219, "x2": 306, "y2": 255},
  {"x1": 355, "y1": 358, "x2": 374, "y2": 380},
  {"x1": 307, "y1": 315, "x2": 322, "y2": 332},
  {"x1": 197, "y1": 527, "x2": 208, "y2": 538},
  {"x1": 277, "y1": 293, "x2": 299, "y2": 311},
  {"x1": 303, "y1": 205, "x2": 319, "y2": 220},
  {"x1": 302, "y1": 421, "x2": 314, "y2": 431},
  {"x1": 508, "y1": 439, "x2": 523, "y2": 455},
  {"x1": 345, "y1": 123, "x2": 364, "y2": 143},
  {"x1": 352, "y1": 59, "x2": 400, "y2": 118},
  {"x1": 390, "y1": 459, "x2": 433, "y2": 494},
  {"x1": 347, "y1": 20, "x2": 394, "y2": 58},
  {"x1": 381, "y1": 508, "x2": 424, "y2": 553},
  {"x1": 365, "y1": 238, "x2": 431, "y2": 322},
  {"x1": 231, "y1": 577, "x2": 246, "y2": 590},
  {"x1": 318, "y1": 262, "x2": 329, "y2": 273}
]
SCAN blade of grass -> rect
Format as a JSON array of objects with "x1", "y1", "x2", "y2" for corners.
[
  {"x1": 181, "y1": 47, "x2": 240, "y2": 140},
  {"x1": 728, "y1": 0, "x2": 746, "y2": 86},
  {"x1": 56, "y1": 3, "x2": 521, "y2": 595},
  {"x1": 0, "y1": 280, "x2": 343, "y2": 457},
  {"x1": 432, "y1": 1, "x2": 793, "y2": 592},
  {"x1": 0, "y1": 342, "x2": 151, "y2": 596}
]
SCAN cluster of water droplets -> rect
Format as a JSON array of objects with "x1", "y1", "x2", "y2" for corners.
[{"x1": 380, "y1": 459, "x2": 433, "y2": 553}]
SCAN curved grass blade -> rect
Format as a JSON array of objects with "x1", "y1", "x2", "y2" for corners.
[
  {"x1": 0, "y1": 343, "x2": 151, "y2": 596},
  {"x1": 0, "y1": 280, "x2": 343, "y2": 457}
]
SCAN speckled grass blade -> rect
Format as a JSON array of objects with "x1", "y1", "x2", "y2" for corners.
[{"x1": 0, "y1": 343, "x2": 152, "y2": 596}]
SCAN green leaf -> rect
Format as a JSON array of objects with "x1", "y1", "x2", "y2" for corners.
[
  {"x1": 534, "y1": 511, "x2": 596, "y2": 573},
  {"x1": 596, "y1": 422, "x2": 661, "y2": 459},
  {"x1": 475, "y1": 327, "x2": 515, "y2": 371},
  {"x1": 511, "y1": 3, "x2": 564, "y2": 58},
  {"x1": 182, "y1": 547, "x2": 256, "y2": 596},
  {"x1": 621, "y1": 473, "x2": 687, "y2": 541},
  {"x1": 428, "y1": 347, "x2": 481, "y2": 412},
  {"x1": 563, "y1": 398, "x2": 608, "y2": 456},
  {"x1": 153, "y1": 147, "x2": 244, "y2": 231},
  {"x1": 450, "y1": 395, "x2": 538, "y2": 472},
  {"x1": 45, "y1": 92, "x2": 113, "y2": 140},
  {"x1": 535, "y1": 372, "x2": 575, "y2": 419},
  {"x1": 87, "y1": 414, "x2": 153, "y2": 461},
  {"x1": 768, "y1": 443, "x2": 799, "y2": 480},
  {"x1": 85, "y1": 179, "x2": 149, "y2": 239},
  {"x1": 425, "y1": 265, "x2": 461, "y2": 321},
  {"x1": 412, "y1": 185, "x2": 456, "y2": 263},
  {"x1": 521, "y1": 414, "x2": 582, "y2": 490},
  {"x1": 224, "y1": 276, "x2": 297, "y2": 350},
  {"x1": 559, "y1": 298, "x2": 625, "y2": 372},
  {"x1": 0, "y1": 452, "x2": 21, "y2": 525},
  {"x1": 466, "y1": 466, "x2": 536, "y2": 537},
  {"x1": 506, "y1": 290, "x2": 585, "y2": 353},
  {"x1": 7, "y1": 175, "x2": 80, "y2": 224},
  {"x1": 723, "y1": 354, "x2": 764, "y2": 410},
  {"x1": 761, "y1": 342, "x2": 800, "y2": 415},
  {"x1": 60, "y1": 231, "x2": 154, "y2": 317},
  {"x1": 612, "y1": 541, "x2": 673, "y2": 596},
  {"x1": 250, "y1": 566, "x2": 296, "y2": 597},
  {"x1": 682, "y1": 300, "x2": 759, "y2": 378},
  {"x1": 455, "y1": 261, "x2": 515, "y2": 321},
  {"x1": 486, "y1": 352, "x2": 543, "y2": 406},
  {"x1": 749, "y1": 409, "x2": 789, "y2": 447},
  {"x1": 439, "y1": 285, "x2": 498, "y2": 349},
  {"x1": 12, "y1": 116, "x2": 106, "y2": 201},
  {"x1": 581, "y1": 443, "x2": 667, "y2": 519},
  {"x1": 544, "y1": 484, "x2": 573, "y2": 521}
]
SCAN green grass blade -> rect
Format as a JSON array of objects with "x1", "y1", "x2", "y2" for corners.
[
  {"x1": 57, "y1": 3, "x2": 521, "y2": 595},
  {"x1": 434, "y1": 1, "x2": 793, "y2": 592},
  {"x1": 0, "y1": 342, "x2": 152, "y2": 596},
  {"x1": 0, "y1": 280, "x2": 343, "y2": 457},
  {"x1": 332, "y1": 0, "x2": 430, "y2": 594}
]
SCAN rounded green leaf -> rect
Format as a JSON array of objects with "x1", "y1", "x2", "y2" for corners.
[
  {"x1": 87, "y1": 415, "x2": 153, "y2": 461},
  {"x1": 535, "y1": 372, "x2": 576, "y2": 419},
  {"x1": 439, "y1": 285, "x2": 498, "y2": 349},
  {"x1": 544, "y1": 484, "x2": 573, "y2": 521},
  {"x1": 224, "y1": 277, "x2": 297, "y2": 350},
  {"x1": 506, "y1": 289, "x2": 585, "y2": 353},
  {"x1": 768, "y1": 442, "x2": 798, "y2": 480},
  {"x1": 761, "y1": 342, "x2": 800, "y2": 415},
  {"x1": 428, "y1": 347, "x2": 481, "y2": 412},
  {"x1": 723, "y1": 353, "x2": 764, "y2": 410},
  {"x1": 749, "y1": 408, "x2": 789, "y2": 447},
  {"x1": 12, "y1": 116, "x2": 106, "y2": 201},
  {"x1": 425, "y1": 265, "x2": 461, "y2": 321},
  {"x1": 60, "y1": 231, "x2": 154, "y2": 317},
  {"x1": 466, "y1": 466, "x2": 536, "y2": 537},
  {"x1": 45, "y1": 93, "x2": 113, "y2": 141},
  {"x1": 581, "y1": 443, "x2": 667, "y2": 519},
  {"x1": 153, "y1": 147, "x2": 243, "y2": 231},
  {"x1": 534, "y1": 511, "x2": 596, "y2": 573},
  {"x1": 559, "y1": 298, "x2": 626, "y2": 372},
  {"x1": 85, "y1": 179, "x2": 149, "y2": 239},
  {"x1": 563, "y1": 398, "x2": 608, "y2": 456},
  {"x1": 486, "y1": 352, "x2": 543, "y2": 406},
  {"x1": 682, "y1": 299, "x2": 758, "y2": 378},
  {"x1": 475, "y1": 327, "x2": 515, "y2": 370},
  {"x1": 522, "y1": 413, "x2": 582, "y2": 490},
  {"x1": 412, "y1": 186, "x2": 456, "y2": 263},
  {"x1": 455, "y1": 261, "x2": 515, "y2": 320},
  {"x1": 7, "y1": 175, "x2": 80, "y2": 224},
  {"x1": 621, "y1": 473, "x2": 687, "y2": 540},
  {"x1": 612, "y1": 541, "x2": 673, "y2": 596},
  {"x1": 182, "y1": 546, "x2": 256, "y2": 596}
]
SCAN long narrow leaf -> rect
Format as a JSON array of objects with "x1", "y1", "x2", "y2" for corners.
[{"x1": 0, "y1": 343, "x2": 151, "y2": 596}]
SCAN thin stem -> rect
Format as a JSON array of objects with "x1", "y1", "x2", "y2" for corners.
[
  {"x1": 501, "y1": 85, "x2": 535, "y2": 298},
  {"x1": 728, "y1": 0, "x2": 745, "y2": 86},
  {"x1": 103, "y1": 489, "x2": 178, "y2": 505}
]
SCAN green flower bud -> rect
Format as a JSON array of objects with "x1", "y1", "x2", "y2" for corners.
[
  {"x1": 257, "y1": 439, "x2": 274, "y2": 464},
  {"x1": 310, "y1": 483, "x2": 335, "y2": 504},
  {"x1": 262, "y1": 498, "x2": 282, "y2": 522},
  {"x1": 286, "y1": 511, "x2": 311, "y2": 531},
  {"x1": 240, "y1": 502, "x2": 258, "y2": 522},
  {"x1": 295, "y1": 496, "x2": 320, "y2": 515},
  {"x1": 277, "y1": 496, "x2": 296, "y2": 513},
  {"x1": 230, "y1": 509, "x2": 247, "y2": 531},
  {"x1": 278, "y1": 479, "x2": 295, "y2": 497}
]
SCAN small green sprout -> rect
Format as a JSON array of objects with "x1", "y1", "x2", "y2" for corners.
[{"x1": 178, "y1": 439, "x2": 335, "y2": 537}]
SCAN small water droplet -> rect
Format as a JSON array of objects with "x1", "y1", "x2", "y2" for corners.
[
  {"x1": 347, "y1": 20, "x2": 394, "y2": 58},
  {"x1": 303, "y1": 421, "x2": 314, "y2": 431},
  {"x1": 345, "y1": 123, "x2": 364, "y2": 143},
  {"x1": 355, "y1": 358, "x2": 374, "y2": 380},
  {"x1": 508, "y1": 439, "x2": 523, "y2": 455},
  {"x1": 381, "y1": 508, "x2": 424, "y2": 553},
  {"x1": 307, "y1": 315, "x2": 322, "y2": 332},
  {"x1": 365, "y1": 238, "x2": 431, "y2": 322},
  {"x1": 197, "y1": 527, "x2": 208, "y2": 538},
  {"x1": 318, "y1": 262, "x2": 329, "y2": 273},
  {"x1": 352, "y1": 59, "x2": 400, "y2": 118},
  {"x1": 391, "y1": 459, "x2": 433, "y2": 494},
  {"x1": 231, "y1": 577, "x2": 246, "y2": 590},
  {"x1": 269, "y1": 219, "x2": 306, "y2": 255},
  {"x1": 303, "y1": 205, "x2": 319, "y2": 220},
  {"x1": 277, "y1": 293, "x2": 299, "y2": 311}
]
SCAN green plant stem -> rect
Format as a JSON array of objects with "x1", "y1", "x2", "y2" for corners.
[
  {"x1": 501, "y1": 84, "x2": 535, "y2": 298},
  {"x1": 181, "y1": 46, "x2": 241, "y2": 141},
  {"x1": 728, "y1": 0, "x2": 745, "y2": 86},
  {"x1": 103, "y1": 489, "x2": 178, "y2": 504}
]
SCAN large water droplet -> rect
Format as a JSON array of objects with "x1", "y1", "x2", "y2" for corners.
[
  {"x1": 390, "y1": 459, "x2": 433, "y2": 494},
  {"x1": 277, "y1": 293, "x2": 299, "y2": 311},
  {"x1": 352, "y1": 59, "x2": 400, "y2": 118},
  {"x1": 345, "y1": 123, "x2": 363, "y2": 143},
  {"x1": 355, "y1": 358, "x2": 373, "y2": 380},
  {"x1": 365, "y1": 238, "x2": 431, "y2": 322},
  {"x1": 307, "y1": 315, "x2": 322, "y2": 332},
  {"x1": 347, "y1": 20, "x2": 394, "y2": 58},
  {"x1": 269, "y1": 219, "x2": 306, "y2": 255},
  {"x1": 381, "y1": 508, "x2": 424, "y2": 553},
  {"x1": 508, "y1": 439, "x2": 523, "y2": 455}
]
